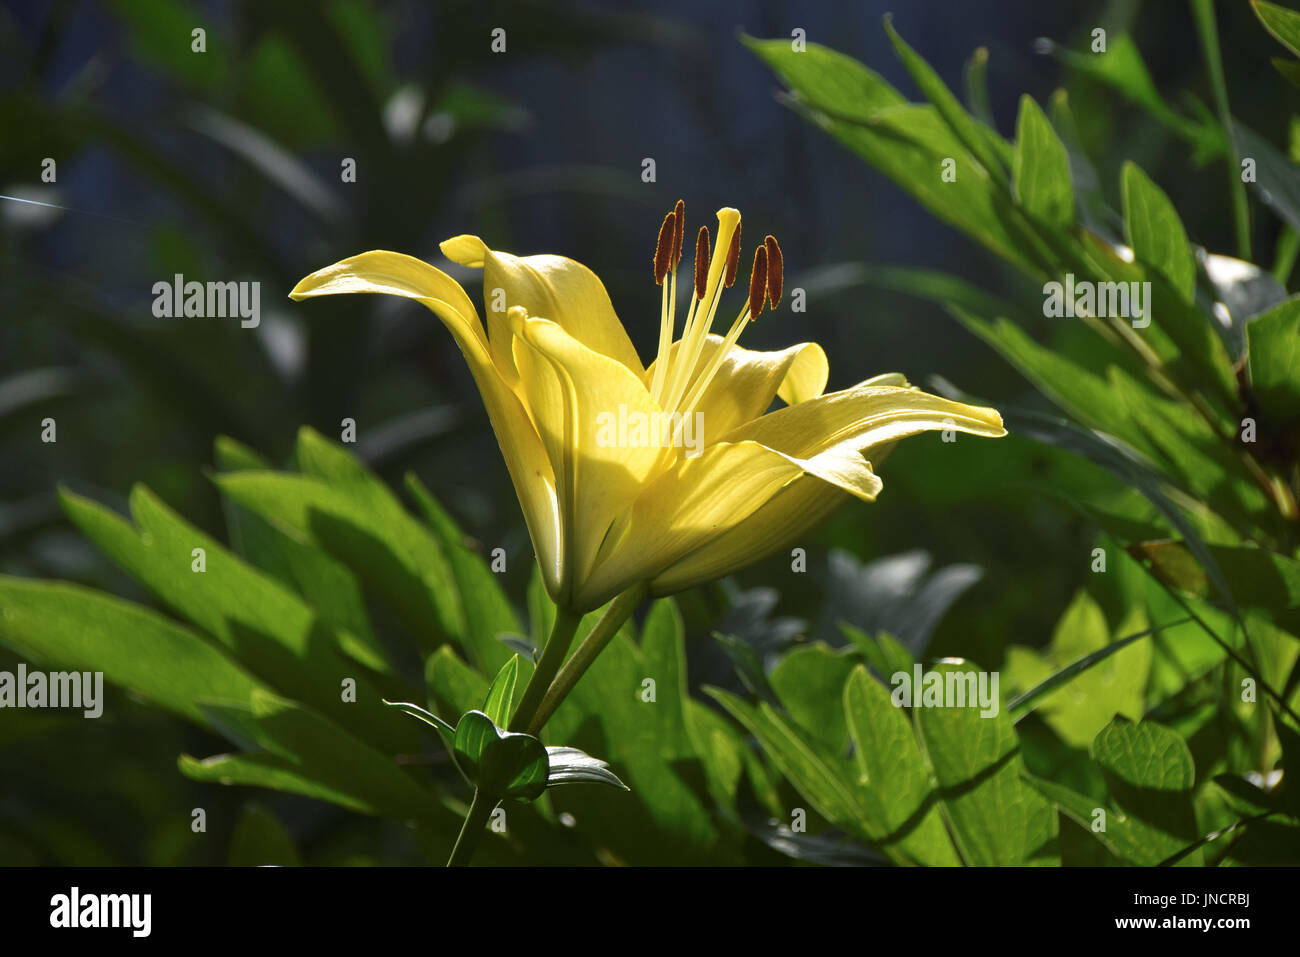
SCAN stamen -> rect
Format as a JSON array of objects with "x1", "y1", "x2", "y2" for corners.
[
  {"x1": 764, "y1": 235, "x2": 783, "y2": 309},
  {"x1": 672, "y1": 200, "x2": 685, "y2": 267},
  {"x1": 650, "y1": 205, "x2": 684, "y2": 402},
  {"x1": 724, "y1": 222, "x2": 742, "y2": 287},
  {"x1": 693, "y1": 227, "x2": 710, "y2": 300},
  {"x1": 748, "y1": 245, "x2": 768, "y2": 321},
  {"x1": 653, "y1": 210, "x2": 676, "y2": 285},
  {"x1": 661, "y1": 208, "x2": 741, "y2": 415}
]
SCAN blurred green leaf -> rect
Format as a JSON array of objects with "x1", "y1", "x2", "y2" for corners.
[
  {"x1": 1255, "y1": 0, "x2": 1300, "y2": 59},
  {"x1": 1122, "y1": 162, "x2": 1196, "y2": 302},
  {"x1": 1013, "y1": 94, "x2": 1074, "y2": 228},
  {"x1": 58, "y1": 484, "x2": 410, "y2": 749},
  {"x1": 1004, "y1": 593, "x2": 1152, "y2": 747},
  {"x1": 0, "y1": 577, "x2": 263, "y2": 726},
  {"x1": 228, "y1": 804, "x2": 300, "y2": 867},
  {"x1": 1247, "y1": 297, "x2": 1300, "y2": 423},
  {"x1": 185, "y1": 689, "x2": 454, "y2": 823},
  {"x1": 406, "y1": 473, "x2": 518, "y2": 674}
]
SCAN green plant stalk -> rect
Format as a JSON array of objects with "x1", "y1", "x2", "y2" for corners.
[
  {"x1": 1192, "y1": 0, "x2": 1252, "y2": 260},
  {"x1": 508, "y1": 605, "x2": 584, "y2": 733},
  {"x1": 446, "y1": 788, "x2": 498, "y2": 867},
  {"x1": 526, "y1": 585, "x2": 648, "y2": 735},
  {"x1": 447, "y1": 587, "x2": 646, "y2": 866}
]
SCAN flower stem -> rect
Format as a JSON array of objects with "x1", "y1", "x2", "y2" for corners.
[
  {"x1": 525, "y1": 585, "x2": 647, "y2": 736},
  {"x1": 509, "y1": 605, "x2": 584, "y2": 733},
  {"x1": 446, "y1": 788, "x2": 497, "y2": 867}
]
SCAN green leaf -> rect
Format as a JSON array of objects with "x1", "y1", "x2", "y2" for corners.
[
  {"x1": 912, "y1": 661, "x2": 1059, "y2": 864},
  {"x1": 1130, "y1": 540, "x2": 1300, "y2": 631},
  {"x1": 1272, "y1": 714, "x2": 1300, "y2": 821},
  {"x1": 1090, "y1": 717, "x2": 1201, "y2": 864},
  {"x1": 843, "y1": 666, "x2": 961, "y2": 865},
  {"x1": 214, "y1": 437, "x2": 389, "y2": 675},
  {"x1": 1042, "y1": 33, "x2": 1221, "y2": 160},
  {"x1": 383, "y1": 698, "x2": 455, "y2": 736},
  {"x1": 228, "y1": 804, "x2": 300, "y2": 867},
  {"x1": 0, "y1": 577, "x2": 264, "y2": 726},
  {"x1": 882, "y1": 16, "x2": 1009, "y2": 184},
  {"x1": 213, "y1": 470, "x2": 456, "y2": 651},
  {"x1": 1255, "y1": 0, "x2": 1300, "y2": 59},
  {"x1": 1023, "y1": 774, "x2": 1152, "y2": 864},
  {"x1": 57, "y1": 485, "x2": 410, "y2": 749},
  {"x1": 1003, "y1": 594, "x2": 1152, "y2": 747},
  {"x1": 452, "y1": 710, "x2": 548, "y2": 800},
  {"x1": 1247, "y1": 297, "x2": 1300, "y2": 423},
  {"x1": 741, "y1": 36, "x2": 1038, "y2": 271},
  {"x1": 1122, "y1": 161, "x2": 1196, "y2": 302},
  {"x1": 545, "y1": 746, "x2": 630, "y2": 790},
  {"x1": 187, "y1": 689, "x2": 454, "y2": 824},
  {"x1": 426, "y1": 646, "x2": 490, "y2": 721},
  {"x1": 1013, "y1": 94, "x2": 1074, "y2": 227},
  {"x1": 405, "y1": 473, "x2": 519, "y2": 673},
  {"x1": 292, "y1": 427, "x2": 465, "y2": 642},
  {"x1": 1008, "y1": 612, "x2": 1175, "y2": 723},
  {"x1": 768, "y1": 642, "x2": 856, "y2": 758},
  {"x1": 708, "y1": 687, "x2": 869, "y2": 835},
  {"x1": 482, "y1": 655, "x2": 521, "y2": 727}
]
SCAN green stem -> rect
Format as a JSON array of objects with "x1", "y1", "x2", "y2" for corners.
[
  {"x1": 525, "y1": 585, "x2": 647, "y2": 736},
  {"x1": 446, "y1": 788, "x2": 498, "y2": 867},
  {"x1": 1192, "y1": 0, "x2": 1251, "y2": 260},
  {"x1": 509, "y1": 605, "x2": 583, "y2": 732}
]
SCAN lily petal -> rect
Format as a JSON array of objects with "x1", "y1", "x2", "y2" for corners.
[
  {"x1": 577, "y1": 440, "x2": 880, "y2": 610},
  {"x1": 510, "y1": 313, "x2": 671, "y2": 605},
  {"x1": 723, "y1": 381, "x2": 1006, "y2": 460},
  {"x1": 289, "y1": 251, "x2": 564, "y2": 595},
  {"x1": 441, "y1": 234, "x2": 646, "y2": 381},
  {"x1": 649, "y1": 474, "x2": 850, "y2": 595},
  {"x1": 645, "y1": 336, "x2": 830, "y2": 442}
]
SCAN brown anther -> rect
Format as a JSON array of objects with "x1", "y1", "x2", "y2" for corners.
[
  {"x1": 763, "y1": 235, "x2": 783, "y2": 309},
  {"x1": 694, "y1": 226, "x2": 711, "y2": 300},
  {"x1": 672, "y1": 200, "x2": 685, "y2": 268},
  {"x1": 654, "y1": 210, "x2": 676, "y2": 285},
  {"x1": 724, "y1": 220, "x2": 742, "y2": 287},
  {"x1": 747, "y1": 245, "x2": 768, "y2": 321}
]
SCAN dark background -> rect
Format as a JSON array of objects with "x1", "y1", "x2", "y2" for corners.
[{"x1": 0, "y1": 0, "x2": 1291, "y2": 863}]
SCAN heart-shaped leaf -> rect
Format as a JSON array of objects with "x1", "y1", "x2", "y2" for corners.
[
  {"x1": 452, "y1": 710, "x2": 548, "y2": 800},
  {"x1": 545, "y1": 746, "x2": 630, "y2": 791}
]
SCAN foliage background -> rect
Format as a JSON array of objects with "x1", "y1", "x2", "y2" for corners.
[{"x1": 1, "y1": 0, "x2": 1297, "y2": 865}]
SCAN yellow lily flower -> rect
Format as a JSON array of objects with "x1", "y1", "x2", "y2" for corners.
[{"x1": 290, "y1": 204, "x2": 1005, "y2": 614}]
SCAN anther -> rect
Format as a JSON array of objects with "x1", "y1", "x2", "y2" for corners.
[
  {"x1": 672, "y1": 200, "x2": 685, "y2": 268},
  {"x1": 764, "y1": 235, "x2": 783, "y2": 309},
  {"x1": 694, "y1": 226, "x2": 711, "y2": 300},
  {"x1": 654, "y1": 210, "x2": 675, "y2": 285},
  {"x1": 747, "y1": 245, "x2": 768, "y2": 321},
  {"x1": 724, "y1": 221, "x2": 742, "y2": 287}
]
